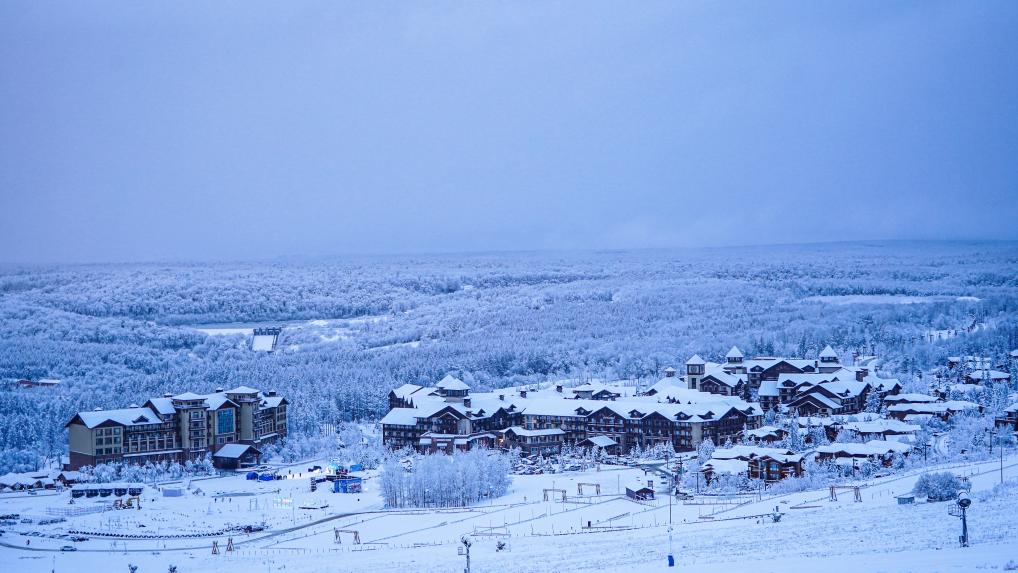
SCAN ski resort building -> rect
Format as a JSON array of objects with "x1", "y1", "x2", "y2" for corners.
[
  {"x1": 64, "y1": 386, "x2": 288, "y2": 470},
  {"x1": 676, "y1": 346, "x2": 901, "y2": 415},
  {"x1": 382, "y1": 375, "x2": 762, "y2": 455}
]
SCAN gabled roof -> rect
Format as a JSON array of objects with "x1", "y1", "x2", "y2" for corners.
[
  {"x1": 787, "y1": 393, "x2": 841, "y2": 410},
  {"x1": 685, "y1": 354, "x2": 705, "y2": 366},
  {"x1": 69, "y1": 407, "x2": 161, "y2": 429},
  {"x1": 581, "y1": 435, "x2": 618, "y2": 448},
  {"x1": 436, "y1": 374, "x2": 470, "y2": 391},
  {"x1": 146, "y1": 397, "x2": 176, "y2": 416},
  {"x1": 725, "y1": 346, "x2": 744, "y2": 359},
  {"x1": 700, "y1": 370, "x2": 744, "y2": 388},
  {"x1": 390, "y1": 383, "x2": 425, "y2": 400},
  {"x1": 213, "y1": 443, "x2": 260, "y2": 459},
  {"x1": 819, "y1": 345, "x2": 838, "y2": 359},
  {"x1": 380, "y1": 408, "x2": 421, "y2": 426}
]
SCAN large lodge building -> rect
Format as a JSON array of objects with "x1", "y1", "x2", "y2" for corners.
[
  {"x1": 65, "y1": 386, "x2": 288, "y2": 470},
  {"x1": 381, "y1": 346, "x2": 902, "y2": 456}
]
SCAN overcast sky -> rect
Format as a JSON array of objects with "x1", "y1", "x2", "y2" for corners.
[{"x1": 1, "y1": 1, "x2": 1016, "y2": 263}]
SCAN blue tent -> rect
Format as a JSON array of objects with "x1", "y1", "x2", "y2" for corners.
[
  {"x1": 258, "y1": 473, "x2": 276, "y2": 482},
  {"x1": 246, "y1": 472, "x2": 259, "y2": 480}
]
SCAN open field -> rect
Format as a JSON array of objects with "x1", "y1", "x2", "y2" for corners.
[{"x1": 3, "y1": 454, "x2": 1017, "y2": 573}]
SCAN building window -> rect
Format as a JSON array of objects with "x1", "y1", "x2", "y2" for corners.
[{"x1": 217, "y1": 409, "x2": 235, "y2": 435}]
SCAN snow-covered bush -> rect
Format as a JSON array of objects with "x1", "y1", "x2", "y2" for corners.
[
  {"x1": 913, "y1": 472, "x2": 963, "y2": 501},
  {"x1": 380, "y1": 448, "x2": 511, "y2": 508}
]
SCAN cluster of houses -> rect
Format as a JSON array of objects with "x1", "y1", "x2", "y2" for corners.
[
  {"x1": 381, "y1": 347, "x2": 912, "y2": 459},
  {"x1": 936, "y1": 353, "x2": 1015, "y2": 394},
  {"x1": 0, "y1": 469, "x2": 83, "y2": 492},
  {"x1": 63, "y1": 386, "x2": 287, "y2": 471}
]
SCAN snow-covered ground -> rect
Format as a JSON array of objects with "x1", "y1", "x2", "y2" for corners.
[{"x1": 3, "y1": 456, "x2": 1017, "y2": 572}]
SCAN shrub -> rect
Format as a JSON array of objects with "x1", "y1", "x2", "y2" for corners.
[{"x1": 913, "y1": 471, "x2": 963, "y2": 502}]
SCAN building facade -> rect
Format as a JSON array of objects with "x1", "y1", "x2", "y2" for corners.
[
  {"x1": 65, "y1": 386, "x2": 287, "y2": 470},
  {"x1": 382, "y1": 375, "x2": 762, "y2": 455}
]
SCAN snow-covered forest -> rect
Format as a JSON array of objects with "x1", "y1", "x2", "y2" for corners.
[{"x1": 2, "y1": 241, "x2": 1017, "y2": 472}]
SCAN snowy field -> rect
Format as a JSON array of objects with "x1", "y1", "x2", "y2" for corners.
[{"x1": 3, "y1": 456, "x2": 1017, "y2": 573}]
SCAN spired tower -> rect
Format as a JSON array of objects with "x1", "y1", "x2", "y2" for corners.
[{"x1": 685, "y1": 354, "x2": 705, "y2": 390}]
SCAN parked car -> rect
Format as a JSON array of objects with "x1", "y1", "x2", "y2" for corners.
[{"x1": 60, "y1": 545, "x2": 77, "y2": 551}]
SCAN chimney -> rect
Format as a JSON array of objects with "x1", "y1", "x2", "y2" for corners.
[
  {"x1": 856, "y1": 369, "x2": 867, "y2": 382},
  {"x1": 555, "y1": 384, "x2": 563, "y2": 393},
  {"x1": 499, "y1": 394, "x2": 505, "y2": 401},
  {"x1": 519, "y1": 389, "x2": 527, "y2": 398},
  {"x1": 267, "y1": 389, "x2": 277, "y2": 397},
  {"x1": 215, "y1": 387, "x2": 224, "y2": 393},
  {"x1": 164, "y1": 392, "x2": 172, "y2": 398},
  {"x1": 665, "y1": 368, "x2": 676, "y2": 378},
  {"x1": 463, "y1": 397, "x2": 471, "y2": 408}
]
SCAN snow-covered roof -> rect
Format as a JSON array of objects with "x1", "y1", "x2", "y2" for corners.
[
  {"x1": 711, "y1": 445, "x2": 795, "y2": 461},
  {"x1": 758, "y1": 380, "x2": 779, "y2": 397},
  {"x1": 967, "y1": 369, "x2": 1011, "y2": 380},
  {"x1": 726, "y1": 346, "x2": 744, "y2": 359},
  {"x1": 685, "y1": 354, "x2": 705, "y2": 366},
  {"x1": 700, "y1": 369, "x2": 744, "y2": 388},
  {"x1": 74, "y1": 407, "x2": 161, "y2": 429},
  {"x1": 840, "y1": 420, "x2": 919, "y2": 435},
  {"x1": 788, "y1": 393, "x2": 841, "y2": 410},
  {"x1": 204, "y1": 393, "x2": 235, "y2": 410},
  {"x1": 865, "y1": 375, "x2": 901, "y2": 392},
  {"x1": 701, "y1": 459, "x2": 748, "y2": 475},
  {"x1": 172, "y1": 392, "x2": 206, "y2": 401},
  {"x1": 817, "y1": 440, "x2": 912, "y2": 457},
  {"x1": 887, "y1": 400, "x2": 979, "y2": 414},
  {"x1": 226, "y1": 386, "x2": 260, "y2": 395},
  {"x1": 883, "y1": 393, "x2": 938, "y2": 404},
  {"x1": 436, "y1": 375, "x2": 470, "y2": 391},
  {"x1": 391, "y1": 383, "x2": 425, "y2": 400},
  {"x1": 261, "y1": 395, "x2": 286, "y2": 408},
  {"x1": 504, "y1": 426, "x2": 565, "y2": 438},
  {"x1": 819, "y1": 345, "x2": 838, "y2": 359},
  {"x1": 146, "y1": 397, "x2": 176, "y2": 416},
  {"x1": 744, "y1": 425, "x2": 783, "y2": 439},
  {"x1": 581, "y1": 435, "x2": 618, "y2": 448},
  {"x1": 213, "y1": 443, "x2": 259, "y2": 458},
  {"x1": 380, "y1": 408, "x2": 422, "y2": 426}
]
